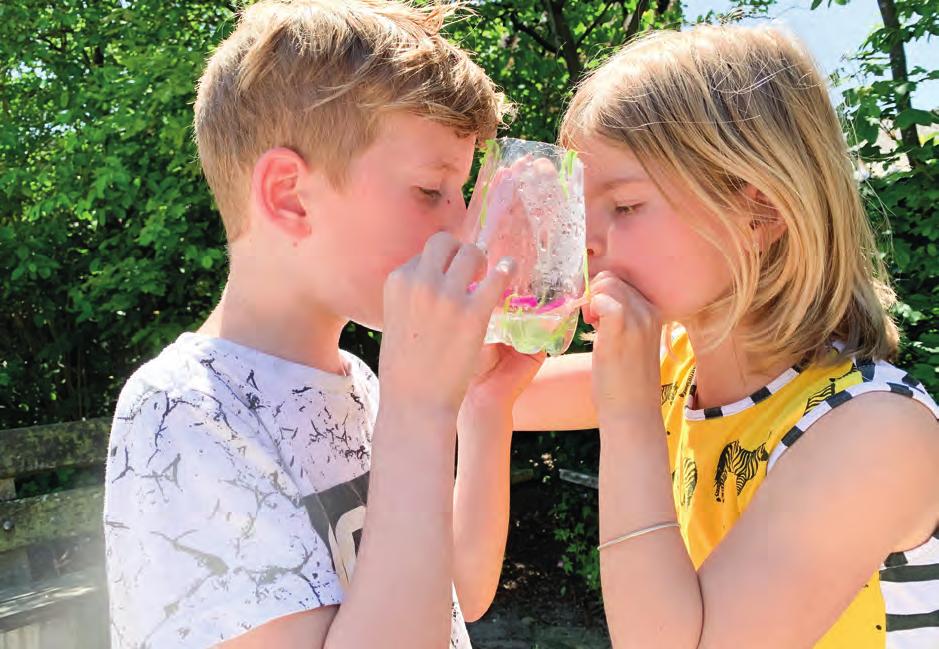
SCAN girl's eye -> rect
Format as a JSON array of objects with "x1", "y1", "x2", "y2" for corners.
[
  {"x1": 418, "y1": 187, "x2": 443, "y2": 202},
  {"x1": 615, "y1": 203, "x2": 640, "y2": 216}
]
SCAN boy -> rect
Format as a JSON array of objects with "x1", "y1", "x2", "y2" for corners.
[{"x1": 104, "y1": 2, "x2": 539, "y2": 647}]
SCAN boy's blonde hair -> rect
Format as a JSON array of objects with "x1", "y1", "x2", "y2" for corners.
[
  {"x1": 561, "y1": 24, "x2": 899, "y2": 365},
  {"x1": 195, "y1": 0, "x2": 508, "y2": 240}
]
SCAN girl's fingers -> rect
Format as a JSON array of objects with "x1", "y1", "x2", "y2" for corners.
[
  {"x1": 590, "y1": 273, "x2": 653, "y2": 308},
  {"x1": 590, "y1": 293, "x2": 623, "y2": 318},
  {"x1": 586, "y1": 275, "x2": 660, "y2": 333}
]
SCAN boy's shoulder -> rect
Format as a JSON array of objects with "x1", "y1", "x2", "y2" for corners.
[
  {"x1": 113, "y1": 333, "x2": 200, "y2": 408},
  {"x1": 113, "y1": 332, "x2": 377, "y2": 424},
  {"x1": 104, "y1": 332, "x2": 356, "y2": 649},
  {"x1": 108, "y1": 332, "x2": 378, "y2": 494}
]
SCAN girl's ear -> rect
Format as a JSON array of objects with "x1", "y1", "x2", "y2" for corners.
[{"x1": 742, "y1": 184, "x2": 786, "y2": 253}]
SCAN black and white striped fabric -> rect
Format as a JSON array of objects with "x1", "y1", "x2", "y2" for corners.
[
  {"x1": 684, "y1": 366, "x2": 803, "y2": 421},
  {"x1": 767, "y1": 360, "x2": 936, "y2": 470},
  {"x1": 880, "y1": 534, "x2": 939, "y2": 648},
  {"x1": 766, "y1": 358, "x2": 939, "y2": 649}
]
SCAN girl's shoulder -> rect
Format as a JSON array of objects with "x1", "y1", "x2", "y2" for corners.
[{"x1": 768, "y1": 357, "x2": 938, "y2": 472}]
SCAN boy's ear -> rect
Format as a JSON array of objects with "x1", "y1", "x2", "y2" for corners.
[
  {"x1": 251, "y1": 147, "x2": 311, "y2": 239},
  {"x1": 742, "y1": 184, "x2": 786, "y2": 253}
]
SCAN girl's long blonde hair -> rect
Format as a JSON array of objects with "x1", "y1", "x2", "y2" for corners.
[{"x1": 561, "y1": 24, "x2": 898, "y2": 366}]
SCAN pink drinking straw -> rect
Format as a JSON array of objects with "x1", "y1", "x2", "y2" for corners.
[
  {"x1": 538, "y1": 295, "x2": 591, "y2": 314},
  {"x1": 466, "y1": 282, "x2": 590, "y2": 314}
]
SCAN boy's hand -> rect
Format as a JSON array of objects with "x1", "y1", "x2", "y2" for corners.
[
  {"x1": 583, "y1": 271, "x2": 662, "y2": 425},
  {"x1": 379, "y1": 231, "x2": 516, "y2": 418}
]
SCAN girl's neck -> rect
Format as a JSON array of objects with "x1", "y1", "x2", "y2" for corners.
[{"x1": 682, "y1": 322, "x2": 800, "y2": 411}]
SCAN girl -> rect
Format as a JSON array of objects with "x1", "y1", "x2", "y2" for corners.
[{"x1": 513, "y1": 25, "x2": 939, "y2": 648}]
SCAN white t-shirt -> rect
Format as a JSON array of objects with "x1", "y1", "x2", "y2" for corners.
[{"x1": 104, "y1": 332, "x2": 471, "y2": 648}]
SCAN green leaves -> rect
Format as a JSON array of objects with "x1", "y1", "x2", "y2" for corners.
[
  {"x1": 819, "y1": 0, "x2": 939, "y2": 395},
  {"x1": 0, "y1": 0, "x2": 229, "y2": 427},
  {"x1": 896, "y1": 108, "x2": 939, "y2": 130},
  {"x1": 864, "y1": 167, "x2": 939, "y2": 395}
]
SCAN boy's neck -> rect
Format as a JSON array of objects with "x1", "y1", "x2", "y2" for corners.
[
  {"x1": 683, "y1": 322, "x2": 799, "y2": 411},
  {"x1": 199, "y1": 273, "x2": 348, "y2": 376}
]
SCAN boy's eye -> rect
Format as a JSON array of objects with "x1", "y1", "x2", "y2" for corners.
[{"x1": 417, "y1": 187, "x2": 443, "y2": 201}]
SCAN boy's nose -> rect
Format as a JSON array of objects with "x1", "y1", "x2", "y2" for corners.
[{"x1": 449, "y1": 196, "x2": 472, "y2": 241}]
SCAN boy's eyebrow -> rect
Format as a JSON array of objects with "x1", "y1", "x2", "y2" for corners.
[{"x1": 421, "y1": 160, "x2": 460, "y2": 173}]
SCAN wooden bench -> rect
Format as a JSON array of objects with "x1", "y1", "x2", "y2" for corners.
[
  {"x1": 0, "y1": 418, "x2": 541, "y2": 649},
  {"x1": 0, "y1": 419, "x2": 111, "y2": 649}
]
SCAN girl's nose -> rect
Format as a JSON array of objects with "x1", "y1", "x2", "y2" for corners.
[{"x1": 586, "y1": 230, "x2": 605, "y2": 264}]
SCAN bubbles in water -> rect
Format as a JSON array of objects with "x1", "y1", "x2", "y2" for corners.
[{"x1": 472, "y1": 137, "x2": 586, "y2": 354}]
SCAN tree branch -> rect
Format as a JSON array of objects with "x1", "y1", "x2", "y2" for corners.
[
  {"x1": 38, "y1": 36, "x2": 66, "y2": 55},
  {"x1": 491, "y1": 2, "x2": 559, "y2": 55},
  {"x1": 509, "y1": 13, "x2": 559, "y2": 54},
  {"x1": 576, "y1": 0, "x2": 618, "y2": 47}
]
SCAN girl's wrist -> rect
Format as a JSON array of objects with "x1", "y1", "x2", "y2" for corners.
[
  {"x1": 597, "y1": 407, "x2": 664, "y2": 440},
  {"x1": 457, "y1": 399, "x2": 513, "y2": 438}
]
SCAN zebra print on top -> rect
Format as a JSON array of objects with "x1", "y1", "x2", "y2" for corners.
[
  {"x1": 661, "y1": 330, "x2": 939, "y2": 649},
  {"x1": 766, "y1": 357, "x2": 939, "y2": 649}
]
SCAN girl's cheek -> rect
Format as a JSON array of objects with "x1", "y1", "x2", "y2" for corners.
[{"x1": 606, "y1": 225, "x2": 635, "y2": 260}]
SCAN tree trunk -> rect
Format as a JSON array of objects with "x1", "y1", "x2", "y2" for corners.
[
  {"x1": 876, "y1": 0, "x2": 922, "y2": 167},
  {"x1": 543, "y1": 0, "x2": 583, "y2": 84},
  {"x1": 626, "y1": 0, "x2": 651, "y2": 39}
]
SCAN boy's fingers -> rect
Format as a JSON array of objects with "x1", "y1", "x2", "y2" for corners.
[
  {"x1": 386, "y1": 254, "x2": 420, "y2": 293},
  {"x1": 447, "y1": 246, "x2": 488, "y2": 296},
  {"x1": 419, "y1": 231, "x2": 461, "y2": 276},
  {"x1": 472, "y1": 256, "x2": 516, "y2": 313}
]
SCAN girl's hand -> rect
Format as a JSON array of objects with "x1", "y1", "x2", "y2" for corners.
[
  {"x1": 461, "y1": 344, "x2": 545, "y2": 420},
  {"x1": 583, "y1": 271, "x2": 662, "y2": 425}
]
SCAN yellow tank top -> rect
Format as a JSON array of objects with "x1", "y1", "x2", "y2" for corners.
[{"x1": 661, "y1": 333, "x2": 939, "y2": 648}]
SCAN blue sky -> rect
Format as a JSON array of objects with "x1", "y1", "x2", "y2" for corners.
[{"x1": 683, "y1": 0, "x2": 939, "y2": 110}]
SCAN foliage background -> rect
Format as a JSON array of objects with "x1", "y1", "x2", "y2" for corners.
[{"x1": 2, "y1": 0, "x2": 936, "y2": 593}]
